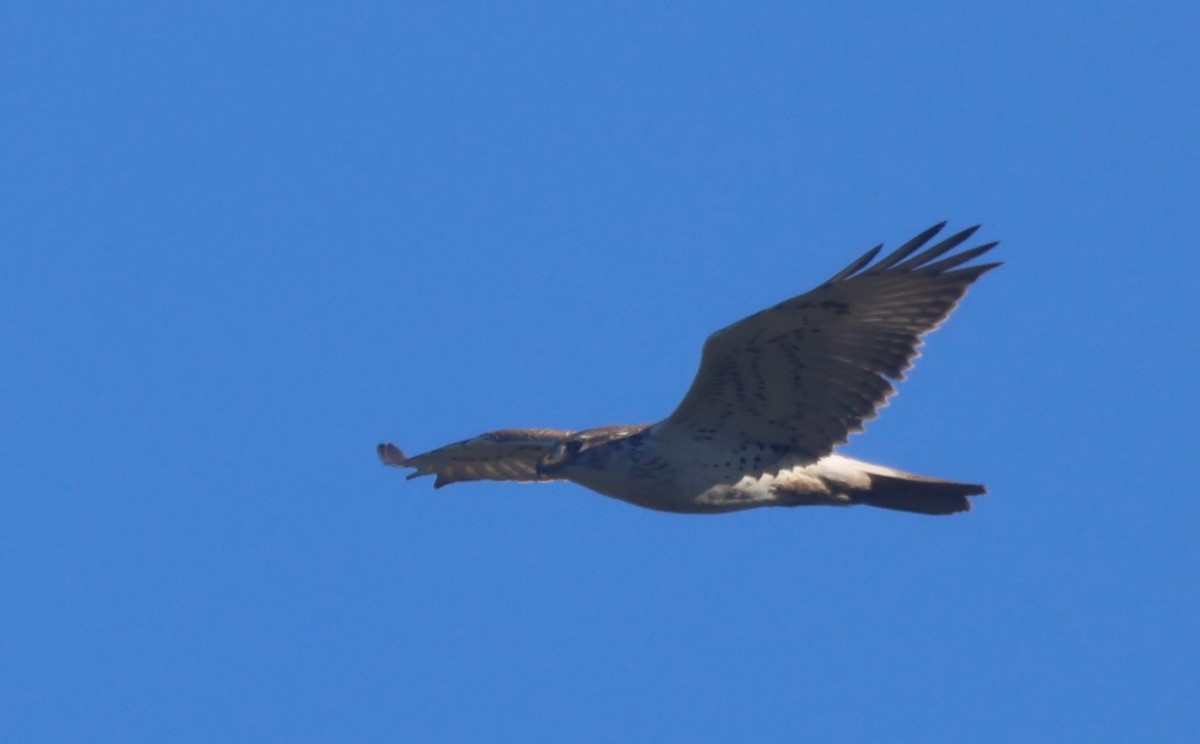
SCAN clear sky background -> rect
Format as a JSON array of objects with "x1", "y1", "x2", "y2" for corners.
[{"x1": 3, "y1": 2, "x2": 1198, "y2": 742}]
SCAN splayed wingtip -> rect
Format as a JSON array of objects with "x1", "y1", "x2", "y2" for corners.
[{"x1": 377, "y1": 442, "x2": 409, "y2": 467}]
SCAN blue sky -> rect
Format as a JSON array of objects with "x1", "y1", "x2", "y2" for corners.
[{"x1": 3, "y1": 1, "x2": 1198, "y2": 741}]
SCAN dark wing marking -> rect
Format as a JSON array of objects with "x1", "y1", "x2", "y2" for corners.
[
  {"x1": 377, "y1": 428, "x2": 576, "y2": 488},
  {"x1": 655, "y1": 222, "x2": 1000, "y2": 468}
]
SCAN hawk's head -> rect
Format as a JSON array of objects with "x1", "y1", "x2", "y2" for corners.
[
  {"x1": 536, "y1": 439, "x2": 586, "y2": 478},
  {"x1": 536, "y1": 424, "x2": 652, "y2": 480}
]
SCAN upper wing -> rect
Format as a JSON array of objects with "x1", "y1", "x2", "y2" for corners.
[
  {"x1": 377, "y1": 428, "x2": 576, "y2": 488},
  {"x1": 654, "y1": 222, "x2": 1000, "y2": 467}
]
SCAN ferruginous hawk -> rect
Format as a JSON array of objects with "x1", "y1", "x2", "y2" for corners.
[{"x1": 379, "y1": 222, "x2": 999, "y2": 515}]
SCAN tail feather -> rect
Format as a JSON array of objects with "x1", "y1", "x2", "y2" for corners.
[{"x1": 854, "y1": 472, "x2": 985, "y2": 515}]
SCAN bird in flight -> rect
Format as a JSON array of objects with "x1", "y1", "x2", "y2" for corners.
[{"x1": 379, "y1": 222, "x2": 999, "y2": 515}]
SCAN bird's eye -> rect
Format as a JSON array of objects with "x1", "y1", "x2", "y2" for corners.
[{"x1": 545, "y1": 443, "x2": 568, "y2": 466}]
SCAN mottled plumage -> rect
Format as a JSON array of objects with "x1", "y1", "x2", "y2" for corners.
[{"x1": 379, "y1": 222, "x2": 999, "y2": 515}]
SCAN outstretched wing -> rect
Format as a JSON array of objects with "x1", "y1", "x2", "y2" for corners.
[
  {"x1": 377, "y1": 428, "x2": 576, "y2": 488},
  {"x1": 655, "y1": 222, "x2": 1000, "y2": 468}
]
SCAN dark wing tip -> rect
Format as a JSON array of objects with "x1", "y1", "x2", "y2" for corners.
[
  {"x1": 836, "y1": 222, "x2": 999, "y2": 280},
  {"x1": 377, "y1": 442, "x2": 408, "y2": 467},
  {"x1": 826, "y1": 221, "x2": 973, "y2": 285},
  {"x1": 822, "y1": 244, "x2": 883, "y2": 286},
  {"x1": 920, "y1": 241, "x2": 1002, "y2": 275},
  {"x1": 891, "y1": 224, "x2": 983, "y2": 272}
]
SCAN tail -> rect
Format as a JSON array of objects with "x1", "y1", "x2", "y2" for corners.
[{"x1": 853, "y1": 471, "x2": 984, "y2": 515}]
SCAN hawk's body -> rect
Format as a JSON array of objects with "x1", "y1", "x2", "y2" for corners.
[{"x1": 379, "y1": 223, "x2": 999, "y2": 515}]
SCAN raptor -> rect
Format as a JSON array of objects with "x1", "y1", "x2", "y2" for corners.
[{"x1": 379, "y1": 222, "x2": 999, "y2": 515}]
